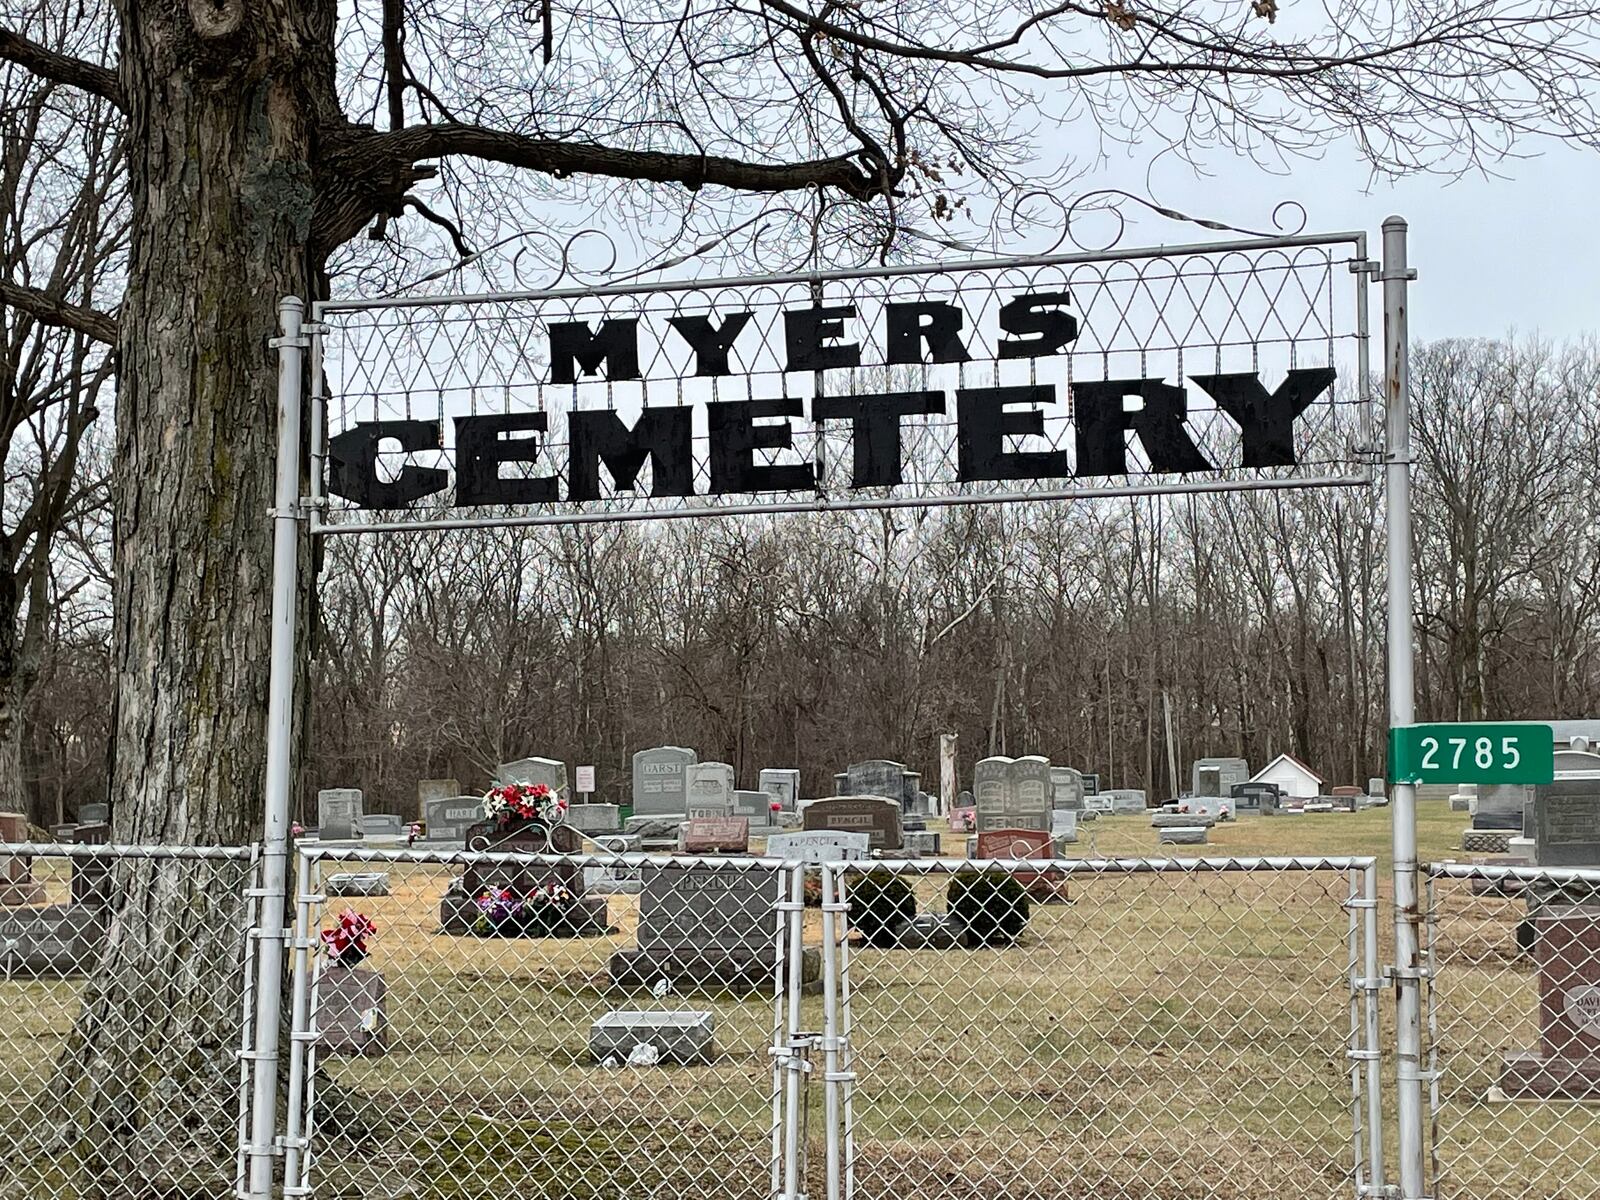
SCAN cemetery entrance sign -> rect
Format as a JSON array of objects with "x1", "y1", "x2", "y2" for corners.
[
  {"x1": 252, "y1": 219, "x2": 1426, "y2": 1200},
  {"x1": 305, "y1": 232, "x2": 1374, "y2": 533}
]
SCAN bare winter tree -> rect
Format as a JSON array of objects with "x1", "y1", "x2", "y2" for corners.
[{"x1": 4, "y1": 0, "x2": 1600, "y2": 1187}]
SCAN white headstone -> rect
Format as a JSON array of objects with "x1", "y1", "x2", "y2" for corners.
[
  {"x1": 758, "y1": 769, "x2": 801, "y2": 811},
  {"x1": 687, "y1": 762, "x2": 735, "y2": 818},
  {"x1": 765, "y1": 831, "x2": 871, "y2": 863},
  {"x1": 498, "y1": 757, "x2": 568, "y2": 794}
]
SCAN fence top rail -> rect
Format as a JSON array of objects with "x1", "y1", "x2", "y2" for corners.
[
  {"x1": 311, "y1": 229, "x2": 1370, "y2": 316},
  {"x1": 1427, "y1": 860, "x2": 1600, "y2": 886},
  {"x1": 0, "y1": 840, "x2": 260, "y2": 861},
  {"x1": 294, "y1": 844, "x2": 1374, "y2": 875}
]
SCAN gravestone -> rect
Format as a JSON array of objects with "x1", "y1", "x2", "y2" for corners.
[
  {"x1": 765, "y1": 831, "x2": 871, "y2": 863},
  {"x1": 583, "y1": 860, "x2": 645, "y2": 895},
  {"x1": 802, "y1": 796, "x2": 903, "y2": 851},
  {"x1": 318, "y1": 789, "x2": 365, "y2": 840},
  {"x1": 1050, "y1": 767, "x2": 1085, "y2": 811},
  {"x1": 70, "y1": 822, "x2": 112, "y2": 905},
  {"x1": 903, "y1": 830, "x2": 941, "y2": 858},
  {"x1": 1188, "y1": 795, "x2": 1233, "y2": 821},
  {"x1": 1232, "y1": 782, "x2": 1280, "y2": 813},
  {"x1": 687, "y1": 762, "x2": 736, "y2": 818},
  {"x1": 1159, "y1": 826, "x2": 1209, "y2": 846},
  {"x1": 1191, "y1": 758, "x2": 1249, "y2": 798},
  {"x1": 975, "y1": 828, "x2": 1054, "y2": 860},
  {"x1": 79, "y1": 802, "x2": 109, "y2": 825},
  {"x1": 758, "y1": 769, "x2": 801, "y2": 811},
  {"x1": 317, "y1": 966, "x2": 388, "y2": 1057},
  {"x1": 608, "y1": 863, "x2": 819, "y2": 992},
  {"x1": 440, "y1": 819, "x2": 608, "y2": 937},
  {"x1": 682, "y1": 817, "x2": 750, "y2": 855},
  {"x1": 566, "y1": 804, "x2": 622, "y2": 836},
  {"x1": 1472, "y1": 784, "x2": 1529, "y2": 832},
  {"x1": 0, "y1": 902, "x2": 106, "y2": 974},
  {"x1": 417, "y1": 779, "x2": 461, "y2": 807},
  {"x1": 49, "y1": 823, "x2": 76, "y2": 842},
  {"x1": 1082, "y1": 791, "x2": 1114, "y2": 815},
  {"x1": 839, "y1": 759, "x2": 914, "y2": 805},
  {"x1": 1530, "y1": 779, "x2": 1600, "y2": 869},
  {"x1": 498, "y1": 757, "x2": 568, "y2": 795},
  {"x1": 973, "y1": 756, "x2": 1052, "y2": 834},
  {"x1": 1082, "y1": 773, "x2": 1101, "y2": 796},
  {"x1": 363, "y1": 814, "x2": 404, "y2": 837},
  {"x1": 422, "y1": 796, "x2": 484, "y2": 844},
  {"x1": 0, "y1": 812, "x2": 45, "y2": 906},
  {"x1": 327, "y1": 872, "x2": 391, "y2": 897},
  {"x1": 1367, "y1": 778, "x2": 1386, "y2": 800},
  {"x1": 632, "y1": 746, "x2": 697, "y2": 816},
  {"x1": 590, "y1": 1010, "x2": 715, "y2": 1066},
  {"x1": 1153, "y1": 811, "x2": 1216, "y2": 829},
  {"x1": 1499, "y1": 905, "x2": 1600, "y2": 1098},
  {"x1": 1103, "y1": 789, "x2": 1147, "y2": 814},
  {"x1": 733, "y1": 790, "x2": 779, "y2": 826},
  {"x1": 1051, "y1": 809, "x2": 1079, "y2": 845}
]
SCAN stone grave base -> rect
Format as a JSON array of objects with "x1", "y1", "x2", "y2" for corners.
[
  {"x1": 1159, "y1": 826, "x2": 1209, "y2": 846},
  {"x1": 318, "y1": 965, "x2": 388, "y2": 1057},
  {"x1": 590, "y1": 1010, "x2": 714, "y2": 1065},
  {"x1": 1152, "y1": 812, "x2": 1216, "y2": 829},
  {"x1": 894, "y1": 913, "x2": 962, "y2": 951},
  {"x1": 608, "y1": 946, "x2": 822, "y2": 995},
  {"x1": 0, "y1": 879, "x2": 47, "y2": 906},
  {"x1": 1461, "y1": 829, "x2": 1514, "y2": 854},
  {"x1": 1497, "y1": 1051, "x2": 1600, "y2": 1100},
  {"x1": 327, "y1": 871, "x2": 391, "y2": 897},
  {"x1": 439, "y1": 892, "x2": 612, "y2": 937},
  {"x1": 0, "y1": 903, "x2": 106, "y2": 975}
]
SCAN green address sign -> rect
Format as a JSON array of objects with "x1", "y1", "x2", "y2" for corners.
[{"x1": 1388, "y1": 723, "x2": 1554, "y2": 785}]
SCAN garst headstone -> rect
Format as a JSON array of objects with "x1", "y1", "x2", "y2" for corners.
[
  {"x1": 686, "y1": 762, "x2": 736, "y2": 818},
  {"x1": 0, "y1": 812, "x2": 45, "y2": 906},
  {"x1": 765, "y1": 831, "x2": 871, "y2": 863},
  {"x1": 317, "y1": 789, "x2": 365, "y2": 840},
  {"x1": 498, "y1": 757, "x2": 568, "y2": 795},
  {"x1": 801, "y1": 796, "x2": 903, "y2": 851},
  {"x1": 632, "y1": 746, "x2": 697, "y2": 816},
  {"x1": 422, "y1": 796, "x2": 484, "y2": 844},
  {"x1": 1499, "y1": 904, "x2": 1600, "y2": 1099},
  {"x1": 682, "y1": 817, "x2": 750, "y2": 855},
  {"x1": 758, "y1": 768, "x2": 801, "y2": 811},
  {"x1": 608, "y1": 863, "x2": 818, "y2": 992}
]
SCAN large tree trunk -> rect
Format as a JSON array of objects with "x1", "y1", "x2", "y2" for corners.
[{"x1": 54, "y1": 3, "x2": 335, "y2": 1193}]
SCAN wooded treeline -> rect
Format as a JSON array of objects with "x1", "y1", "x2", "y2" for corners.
[{"x1": 14, "y1": 338, "x2": 1598, "y2": 823}]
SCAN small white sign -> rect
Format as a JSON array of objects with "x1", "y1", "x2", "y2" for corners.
[{"x1": 576, "y1": 765, "x2": 596, "y2": 793}]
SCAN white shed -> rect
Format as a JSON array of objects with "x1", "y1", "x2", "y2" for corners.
[{"x1": 1250, "y1": 753, "x2": 1325, "y2": 800}]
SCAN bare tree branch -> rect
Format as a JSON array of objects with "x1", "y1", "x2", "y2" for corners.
[
  {"x1": 0, "y1": 25, "x2": 123, "y2": 109},
  {"x1": 0, "y1": 279, "x2": 118, "y2": 346}
]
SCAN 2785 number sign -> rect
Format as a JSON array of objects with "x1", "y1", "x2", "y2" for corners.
[{"x1": 1388, "y1": 723, "x2": 1554, "y2": 786}]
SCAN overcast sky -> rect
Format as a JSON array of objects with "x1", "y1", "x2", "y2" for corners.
[{"x1": 1090, "y1": 142, "x2": 1599, "y2": 344}]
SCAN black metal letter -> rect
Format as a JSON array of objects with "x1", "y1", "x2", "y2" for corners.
[
  {"x1": 667, "y1": 312, "x2": 754, "y2": 377},
  {"x1": 568, "y1": 407, "x2": 695, "y2": 500},
  {"x1": 1072, "y1": 378, "x2": 1213, "y2": 477},
  {"x1": 1188, "y1": 368, "x2": 1337, "y2": 467},
  {"x1": 955, "y1": 386, "x2": 1072, "y2": 482},
  {"x1": 885, "y1": 302, "x2": 972, "y2": 364},
  {"x1": 454, "y1": 413, "x2": 560, "y2": 505},
  {"x1": 327, "y1": 420, "x2": 447, "y2": 508},
  {"x1": 706, "y1": 398, "x2": 814, "y2": 494},
  {"x1": 548, "y1": 319, "x2": 641, "y2": 384},
  {"x1": 996, "y1": 291, "x2": 1078, "y2": 359},
  {"x1": 783, "y1": 305, "x2": 861, "y2": 371},
  {"x1": 812, "y1": 391, "x2": 945, "y2": 487}
]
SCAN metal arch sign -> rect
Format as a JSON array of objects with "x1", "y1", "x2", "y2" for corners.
[{"x1": 309, "y1": 232, "x2": 1374, "y2": 530}]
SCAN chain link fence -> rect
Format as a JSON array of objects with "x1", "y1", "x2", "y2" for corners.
[
  {"x1": 823, "y1": 855, "x2": 1381, "y2": 1200},
  {"x1": 1425, "y1": 862, "x2": 1600, "y2": 1200},
  {"x1": 0, "y1": 841, "x2": 262, "y2": 1200}
]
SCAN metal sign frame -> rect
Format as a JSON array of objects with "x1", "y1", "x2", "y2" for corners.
[{"x1": 245, "y1": 219, "x2": 1425, "y2": 1200}]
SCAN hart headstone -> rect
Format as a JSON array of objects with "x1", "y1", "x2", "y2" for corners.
[
  {"x1": 422, "y1": 796, "x2": 485, "y2": 844},
  {"x1": 802, "y1": 796, "x2": 903, "y2": 851},
  {"x1": 498, "y1": 757, "x2": 568, "y2": 795},
  {"x1": 632, "y1": 746, "x2": 697, "y2": 816},
  {"x1": 758, "y1": 769, "x2": 801, "y2": 811},
  {"x1": 318, "y1": 789, "x2": 365, "y2": 840},
  {"x1": 0, "y1": 812, "x2": 45, "y2": 906},
  {"x1": 687, "y1": 762, "x2": 735, "y2": 818}
]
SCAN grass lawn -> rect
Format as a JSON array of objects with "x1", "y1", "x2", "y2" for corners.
[{"x1": 1, "y1": 800, "x2": 1592, "y2": 1200}]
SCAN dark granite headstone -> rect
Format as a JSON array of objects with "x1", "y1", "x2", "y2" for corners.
[
  {"x1": 70, "y1": 822, "x2": 112, "y2": 905},
  {"x1": 1232, "y1": 782, "x2": 1280, "y2": 813},
  {"x1": 683, "y1": 817, "x2": 750, "y2": 854},
  {"x1": 317, "y1": 965, "x2": 389, "y2": 1057},
  {"x1": 1532, "y1": 780, "x2": 1600, "y2": 869},
  {"x1": 439, "y1": 819, "x2": 607, "y2": 937},
  {"x1": 0, "y1": 903, "x2": 106, "y2": 974},
  {"x1": 802, "y1": 796, "x2": 903, "y2": 851},
  {"x1": 0, "y1": 812, "x2": 45, "y2": 906},
  {"x1": 1500, "y1": 905, "x2": 1600, "y2": 1098}
]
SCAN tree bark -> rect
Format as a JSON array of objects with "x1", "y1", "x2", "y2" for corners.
[{"x1": 59, "y1": 2, "x2": 335, "y2": 1192}]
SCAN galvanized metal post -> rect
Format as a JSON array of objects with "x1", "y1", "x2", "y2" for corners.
[
  {"x1": 248, "y1": 296, "x2": 306, "y2": 1200},
  {"x1": 1380, "y1": 218, "x2": 1425, "y2": 1200}
]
